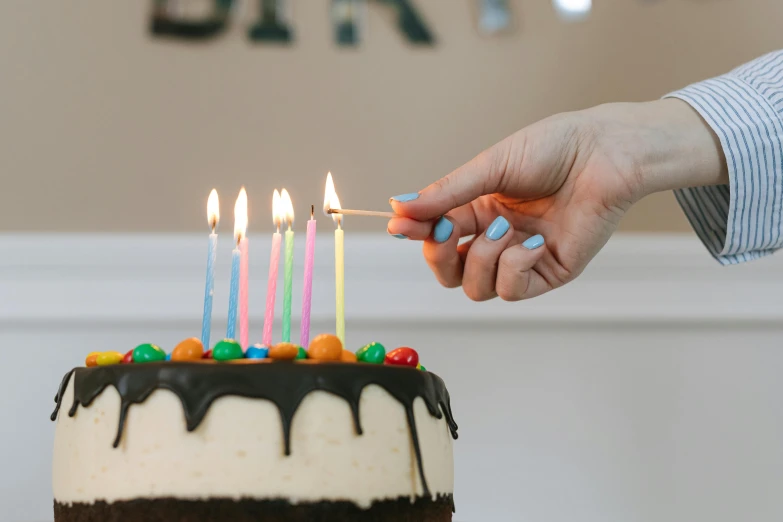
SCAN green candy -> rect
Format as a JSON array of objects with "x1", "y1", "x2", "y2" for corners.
[
  {"x1": 132, "y1": 343, "x2": 166, "y2": 364},
  {"x1": 355, "y1": 342, "x2": 386, "y2": 364},
  {"x1": 213, "y1": 339, "x2": 244, "y2": 361},
  {"x1": 420, "y1": 365, "x2": 427, "y2": 372},
  {"x1": 296, "y1": 346, "x2": 307, "y2": 360}
]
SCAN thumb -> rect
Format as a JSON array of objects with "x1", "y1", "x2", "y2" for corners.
[{"x1": 390, "y1": 137, "x2": 512, "y2": 221}]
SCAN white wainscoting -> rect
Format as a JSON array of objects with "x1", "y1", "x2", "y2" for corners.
[{"x1": 2, "y1": 233, "x2": 782, "y2": 522}]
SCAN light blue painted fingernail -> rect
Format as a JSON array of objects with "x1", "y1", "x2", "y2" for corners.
[
  {"x1": 433, "y1": 217, "x2": 453, "y2": 243},
  {"x1": 522, "y1": 234, "x2": 545, "y2": 250},
  {"x1": 486, "y1": 216, "x2": 510, "y2": 241},
  {"x1": 390, "y1": 193, "x2": 420, "y2": 203},
  {"x1": 391, "y1": 234, "x2": 407, "y2": 239}
]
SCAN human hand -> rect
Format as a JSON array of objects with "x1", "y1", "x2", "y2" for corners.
[{"x1": 387, "y1": 99, "x2": 727, "y2": 301}]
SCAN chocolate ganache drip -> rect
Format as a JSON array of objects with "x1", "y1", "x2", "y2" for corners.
[{"x1": 52, "y1": 362, "x2": 458, "y2": 498}]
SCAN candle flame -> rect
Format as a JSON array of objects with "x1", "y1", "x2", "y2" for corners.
[
  {"x1": 280, "y1": 188, "x2": 294, "y2": 228},
  {"x1": 323, "y1": 172, "x2": 342, "y2": 226},
  {"x1": 207, "y1": 189, "x2": 219, "y2": 231},
  {"x1": 234, "y1": 187, "x2": 248, "y2": 242},
  {"x1": 272, "y1": 189, "x2": 283, "y2": 229}
]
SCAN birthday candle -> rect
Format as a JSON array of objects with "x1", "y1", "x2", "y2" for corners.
[
  {"x1": 238, "y1": 188, "x2": 250, "y2": 348},
  {"x1": 324, "y1": 172, "x2": 345, "y2": 346},
  {"x1": 262, "y1": 190, "x2": 283, "y2": 346},
  {"x1": 227, "y1": 245, "x2": 240, "y2": 339},
  {"x1": 200, "y1": 189, "x2": 219, "y2": 349},
  {"x1": 335, "y1": 221, "x2": 345, "y2": 345},
  {"x1": 299, "y1": 206, "x2": 316, "y2": 348},
  {"x1": 227, "y1": 188, "x2": 247, "y2": 340},
  {"x1": 238, "y1": 235, "x2": 249, "y2": 349},
  {"x1": 281, "y1": 189, "x2": 295, "y2": 343}
]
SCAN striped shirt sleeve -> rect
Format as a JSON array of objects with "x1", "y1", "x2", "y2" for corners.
[{"x1": 664, "y1": 50, "x2": 783, "y2": 265}]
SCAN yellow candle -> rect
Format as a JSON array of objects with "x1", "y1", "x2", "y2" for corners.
[
  {"x1": 324, "y1": 172, "x2": 346, "y2": 347},
  {"x1": 335, "y1": 222, "x2": 345, "y2": 346}
]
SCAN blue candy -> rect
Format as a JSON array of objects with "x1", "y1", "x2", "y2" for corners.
[
  {"x1": 246, "y1": 345, "x2": 269, "y2": 359},
  {"x1": 165, "y1": 353, "x2": 172, "y2": 361}
]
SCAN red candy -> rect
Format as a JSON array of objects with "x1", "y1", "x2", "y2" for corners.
[
  {"x1": 121, "y1": 349, "x2": 134, "y2": 364},
  {"x1": 203, "y1": 349, "x2": 213, "y2": 359},
  {"x1": 385, "y1": 347, "x2": 419, "y2": 368}
]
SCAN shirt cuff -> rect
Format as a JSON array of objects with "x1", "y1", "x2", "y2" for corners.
[{"x1": 664, "y1": 62, "x2": 783, "y2": 264}]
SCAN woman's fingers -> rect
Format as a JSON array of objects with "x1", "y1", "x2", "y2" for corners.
[
  {"x1": 495, "y1": 235, "x2": 549, "y2": 301},
  {"x1": 388, "y1": 137, "x2": 512, "y2": 221},
  {"x1": 461, "y1": 216, "x2": 517, "y2": 301},
  {"x1": 387, "y1": 205, "x2": 478, "y2": 240},
  {"x1": 422, "y1": 216, "x2": 463, "y2": 288}
]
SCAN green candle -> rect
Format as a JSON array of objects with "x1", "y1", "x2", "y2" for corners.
[{"x1": 281, "y1": 189, "x2": 295, "y2": 343}]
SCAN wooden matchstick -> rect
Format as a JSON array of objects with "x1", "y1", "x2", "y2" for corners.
[{"x1": 327, "y1": 208, "x2": 397, "y2": 218}]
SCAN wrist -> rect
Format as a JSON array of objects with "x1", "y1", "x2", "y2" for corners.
[{"x1": 629, "y1": 99, "x2": 729, "y2": 197}]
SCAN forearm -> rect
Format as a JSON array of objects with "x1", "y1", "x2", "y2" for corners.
[{"x1": 633, "y1": 98, "x2": 729, "y2": 196}]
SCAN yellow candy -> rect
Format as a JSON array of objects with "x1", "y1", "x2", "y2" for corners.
[
  {"x1": 97, "y1": 351, "x2": 124, "y2": 366},
  {"x1": 85, "y1": 352, "x2": 100, "y2": 367},
  {"x1": 416, "y1": 362, "x2": 422, "y2": 370}
]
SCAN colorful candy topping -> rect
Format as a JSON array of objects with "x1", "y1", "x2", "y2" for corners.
[
  {"x1": 356, "y1": 342, "x2": 386, "y2": 364},
  {"x1": 340, "y1": 349, "x2": 358, "y2": 363},
  {"x1": 96, "y1": 351, "x2": 124, "y2": 366},
  {"x1": 171, "y1": 337, "x2": 204, "y2": 362},
  {"x1": 213, "y1": 339, "x2": 244, "y2": 361},
  {"x1": 308, "y1": 333, "x2": 343, "y2": 361},
  {"x1": 85, "y1": 352, "x2": 100, "y2": 368},
  {"x1": 246, "y1": 345, "x2": 269, "y2": 359},
  {"x1": 133, "y1": 343, "x2": 167, "y2": 364},
  {"x1": 83, "y1": 335, "x2": 427, "y2": 370},
  {"x1": 385, "y1": 347, "x2": 419, "y2": 368},
  {"x1": 269, "y1": 342, "x2": 298, "y2": 360}
]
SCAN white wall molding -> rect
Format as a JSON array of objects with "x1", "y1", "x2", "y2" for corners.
[{"x1": 1, "y1": 233, "x2": 781, "y2": 327}]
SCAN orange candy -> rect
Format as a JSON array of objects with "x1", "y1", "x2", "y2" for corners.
[
  {"x1": 171, "y1": 338, "x2": 204, "y2": 361},
  {"x1": 269, "y1": 342, "x2": 299, "y2": 360},
  {"x1": 308, "y1": 334, "x2": 343, "y2": 361},
  {"x1": 85, "y1": 352, "x2": 100, "y2": 367},
  {"x1": 340, "y1": 350, "x2": 357, "y2": 363}
]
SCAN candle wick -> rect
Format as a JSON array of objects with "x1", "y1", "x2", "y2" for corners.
[{"x1": 311, "y1": 205, "x2": 314, "y2": 220}]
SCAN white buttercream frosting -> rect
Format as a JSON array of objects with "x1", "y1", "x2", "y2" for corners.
[{"x1": 53, "y1": 379, "x2": 453, "y2": 508}]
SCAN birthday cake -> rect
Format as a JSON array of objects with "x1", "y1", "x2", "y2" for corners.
[{"x1": 51, "y1": 335, "x2": 458, "y2": 522}]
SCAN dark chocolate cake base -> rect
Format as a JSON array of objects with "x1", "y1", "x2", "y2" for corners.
[{"x1": 54, "y1": 495, "x2": 454, "y2": 522}]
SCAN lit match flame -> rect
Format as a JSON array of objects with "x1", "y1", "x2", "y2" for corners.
[
  {"x1": 280, "y1": 188, "x2": 294, "y2": 229},
  {"x1": 323, "y1": 172, "x2": 342, "y2": 226},
  {"x1": 207, "y1": 189, "x2": 219, "y2": 232},
  {"x1": 233, "y1": 187, "x2": 248, "y2": 242}
]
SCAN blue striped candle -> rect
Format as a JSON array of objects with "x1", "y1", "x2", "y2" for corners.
[
  {"x1": 200, "y1": 231, "x2": 218, "y2": 348},
  {"x1": 226, "y1": 245, "x2": 241, "y2": 340}
]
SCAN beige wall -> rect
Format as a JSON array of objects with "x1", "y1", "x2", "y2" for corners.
[{"x1": 1, "y1": 0, "x2": 781, "y2": 233}]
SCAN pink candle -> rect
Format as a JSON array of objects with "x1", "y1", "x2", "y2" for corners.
[
  {"x1": 300, "y1": 207, "x2": 317, "y2": 348},
  {"x1": 262, "y1": 190, "x2": 283, "y2": 346},
  {"x1": 238, "y1": 237, "x2": 249, "y2": 349}
]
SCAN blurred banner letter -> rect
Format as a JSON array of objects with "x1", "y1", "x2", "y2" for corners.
[
  {"x1": 150, "y1": 0, "x2": 234, "y2": 40},
  {"x1": 332, "y1": 0, "x2": 434, "y2": 46},
  {"x1": 249, "y1": 0, "x2": 294, "y2": 43}
]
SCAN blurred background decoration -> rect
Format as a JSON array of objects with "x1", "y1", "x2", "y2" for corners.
[
  {"x1": 3, "y1": 0, "x2": 782, "y2": 234},
  {"x1": 2, "y1": 2, "x2": 783, "y2": 522}
]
